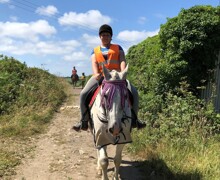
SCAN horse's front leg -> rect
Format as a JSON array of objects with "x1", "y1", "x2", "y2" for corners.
[
  {"x1": 97, "y1": 146, "x2": 109, "y2": 180},
  {"x1": 96, "y1": 149, "x2": 102, "y2": 177},
  {"x1": 113, "y1": 144, "x2": 125, "y2": 180}
]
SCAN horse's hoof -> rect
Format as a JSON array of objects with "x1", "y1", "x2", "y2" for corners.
[{"x1": 96, "y1": 169, "x2": 102, "y2": 177}]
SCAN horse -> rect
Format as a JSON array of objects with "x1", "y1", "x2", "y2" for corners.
[
  {"x1": 90, "y1": 64, "x2": 132, "y2": 180},
  {"x1": 71, "y1": 74, "x2": 79, "y2": 88}
]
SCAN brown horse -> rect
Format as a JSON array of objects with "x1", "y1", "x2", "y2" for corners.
[{"x1": 71, "y1": 74, "x2": 79, "y2": 88}]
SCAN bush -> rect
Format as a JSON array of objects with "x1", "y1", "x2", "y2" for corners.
[
  {"x1": 159, "y1": 5, "x2": 220, "y2": 95},
  {"x1": 0, "y1": 56, "x2": 28, "y2": 114},
  {"x1": 0, "y1": 55, "x2": 66, "y2": 137}
]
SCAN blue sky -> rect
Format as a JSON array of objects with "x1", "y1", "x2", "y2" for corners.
[{"x1": 0, "y1": 0, "x2": 219, "y2": 77}]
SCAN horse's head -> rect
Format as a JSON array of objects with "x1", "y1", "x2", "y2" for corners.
[
  {"x1": 102, "y1": 63, "x2": 128, "y2": 81},
  {"x1": 100, "y1": 64, "x2": 130, "y2": 136}
]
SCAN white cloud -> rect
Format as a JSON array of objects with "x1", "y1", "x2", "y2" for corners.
[
  {"x1": 0, "y1": 0, "x2": 10, "y2": 3},
  {"x1": 3, "y1": 40, "x2": 79, "y2": 56},
  {"x1": 60, "y1": 40, "x2": 81, "y2": 51},
  {"x1": 30, "y1": 20, "x2": 57, "y2": 38},
  {"x1": 63, "y1": 52, "x2": 86, "y2": 61},
  {"x1": 0, "y1": 19, "x2": 82, "y2": 58},
  {"x1": 0, "y1": 38, "x2": 37, "y2": 55},
  {"x1": 117, "y1": 29, "x2": 159, "y2": 43},
  {"x1": 36, "y1": 5, "x2": 58, "y2": 17},
  {"x1": 0, "y1": 20, "x2": 56, "y2": 41},
  {"x1": 0, "y1": 36, "x2": 81, "y2": 56},
  {"x1": 58, "y1": 10, "x2": 112, "y2": 29},
  {"x1": 138, "y1": 16, "x2": 147, "y2": 24},
  {"x1": 82, "y1": 34, "x2": 100, "y2": 47},
  {"x1": 36, "y1": 42, "x2": 66, "y2": 55}
]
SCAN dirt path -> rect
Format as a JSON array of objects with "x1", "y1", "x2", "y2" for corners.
[{"x1": 10, "y1": 86, "x2": 145, "y2": 180}]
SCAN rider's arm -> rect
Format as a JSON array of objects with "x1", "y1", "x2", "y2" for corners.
[
  {"x1": 119, "y1": 48, "x2": 126, "y2": 71},
  {"x1": 91, "y1": 54, "x2": 102, "y2": 80}
]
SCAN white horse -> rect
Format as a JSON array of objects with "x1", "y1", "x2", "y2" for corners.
[{"x1": 90, "y1": 64, "x2": 132, "y2": 180}]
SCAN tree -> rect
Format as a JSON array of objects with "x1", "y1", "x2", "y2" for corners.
[
  {"x1": 159, "y1": 5, "x2": 220, "y2": 95},
  {"x1": 126, "y1": 35, "x2": 162, "y2": 93}
]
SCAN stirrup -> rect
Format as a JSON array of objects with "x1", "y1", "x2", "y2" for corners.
[
  {"x1": 72, "y1": 122, "x2": 81, "y2": 132},
  {"x1": 72, "y1": 120, "x2": 88, "y2": 132},
  {"x1": 131, "y1": 109, "x2": 146, "y2": 129},
  {"x1": 132, "y1": 119, "x2": 146, "y2": 129},
  {"x1": 136, "y1": 119, "x2": 146, "y2": 129}
]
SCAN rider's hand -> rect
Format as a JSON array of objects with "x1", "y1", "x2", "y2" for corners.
[{"x1": 94, "y1": 73, "x2": 102, "y2": 80}]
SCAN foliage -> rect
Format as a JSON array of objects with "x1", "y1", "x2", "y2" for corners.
[
  {"x1": 0, "y1": 55, "x2": 68, "y2": 177},
  {"x1": 128, "y1": 82, "x2": 220, "y2": 179},
  {"x1": 126, "y1": 5, "x2": 220, "y2": 180},
  {"x1": 127, "y1": 35, "x2": 162, "y2": 94},
  {"x1": 129, "y1": 131, "x2": 220, "y2": 180},
  {"x1": 126, "y1": 35, "x2": 165, "y2": 114},
  {"x1": 159, "y1": 5, "x2": 220, "y2": 95},
  {"x1": 0, "y1": 55, "x2": 66, "y2": 137},
  {"x1": 0, "y1": 150, "x2": 20, "y2": 177},
  {"x1": 0, "y1": 56, "x2": 28, "y2": 114},
  {"x1": 126, "y1": 4, "x2": 220, "y2": 136},
  {"x1": 156, "y1": 81, "x2": 219, "y2": 139},
  {"x1": 127, "y1": 5, "x2": 220, "y2": 100},
  {"x1": 130, "y1": 81, "x2": 219, "y2": 150}
]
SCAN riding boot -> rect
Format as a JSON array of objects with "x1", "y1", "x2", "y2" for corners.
[
  {"x1": 72, "y1": 111, "x2": 90, "y2": 132},
  {"x1": 72, "y1": 119, "x2": 88, "y2": 132},
  {"x1": 131, "y1": 109, "x2": 146, "y2": 129}
]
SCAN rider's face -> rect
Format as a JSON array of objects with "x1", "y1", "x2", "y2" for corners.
[{"x1": 100, "y1": 32, "x2": 112, "y2": 46}]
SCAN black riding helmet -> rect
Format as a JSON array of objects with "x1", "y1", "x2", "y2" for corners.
[{"x1": 99, "y1": 24, "x2": 113, "y2": 36}]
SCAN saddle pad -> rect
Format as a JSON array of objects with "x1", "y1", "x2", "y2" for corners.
[{"x1": 89, "y1": 85, "x2": 101, "y2": 108}]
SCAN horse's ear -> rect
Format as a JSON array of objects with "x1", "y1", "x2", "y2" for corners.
[
  {"x1": 119, "y1": 63, "x2": 129, "y2": 80},
  {"x1": 102, "y1": 64, "x2": 111, "y2": 80}
]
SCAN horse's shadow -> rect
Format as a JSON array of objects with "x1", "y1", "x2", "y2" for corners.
[{"x1": 108, "y1": 157, "x2": 202, "y2": 180}]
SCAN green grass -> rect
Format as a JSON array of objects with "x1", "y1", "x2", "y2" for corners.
[
  {"x1": 127, "y1": 81, "x2": 220, "y2": 180},
  {"x1": 129, "y1": 129, "x2": 220, "y2": 180},
  {"x1": 0, "y1": 150, "x2": 21, "y2": 177}
]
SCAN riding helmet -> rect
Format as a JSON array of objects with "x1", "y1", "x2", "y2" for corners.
[{"x1": 99, "y1": 24, "x2": 113, "y2": 36}]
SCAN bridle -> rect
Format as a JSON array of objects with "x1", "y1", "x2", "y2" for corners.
[{"x1": 97, "y1": 79, "x2": 132, "y2": 138}]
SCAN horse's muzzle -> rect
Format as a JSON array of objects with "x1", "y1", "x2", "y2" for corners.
[{"x1": 108, "y1": 122, "x2": 122, "y2": 136}]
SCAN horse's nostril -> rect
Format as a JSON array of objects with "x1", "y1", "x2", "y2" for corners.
[
  {"x1": 109, "y1": 128, "x2": 113, "y2": 134},
  {"x1": 108, "y1": 127, "x2": 122, "y2": 136}
]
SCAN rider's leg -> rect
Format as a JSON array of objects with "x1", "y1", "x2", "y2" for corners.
[
  {"x1": 126, "y1": 80, "x2": 146, "y2": 129},
  {"x1": 72, "y1": 76, "x2": 99, "y2": 131}
]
